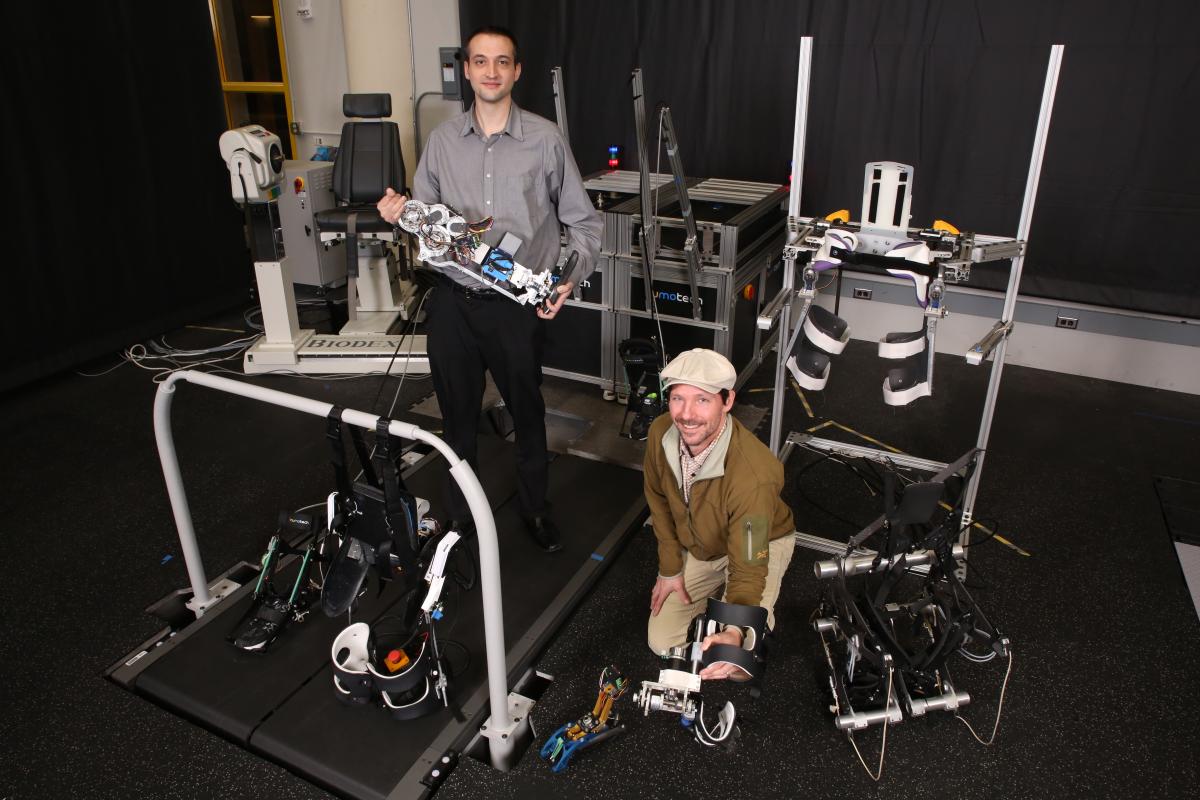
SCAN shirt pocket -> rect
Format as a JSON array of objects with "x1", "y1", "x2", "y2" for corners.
[{"x1": 498, "y1": 173, "x2": 546, "y2": 220}]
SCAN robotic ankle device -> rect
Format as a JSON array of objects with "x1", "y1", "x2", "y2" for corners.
[
  {"x1": 227, "y1": 512, "x2": 321, "y2": 653},
  {"x1": 396, "y1": 199, "x2": 580, "y2": 308},
  {"x1": 539, "y1": 666, "x2": 630, "y2": 772},
  {"x1": 329, "y1": 529, "x2": 461, "y2": 720},
  {"x1": 318, "y1": 408, "x2": 466, "y2": 720},
  {"x1": 812, "y1": 448, "x2": 1011, "y2": 766},
  {"x1": 618, "y1": 337, "x2": 665, "y2": 440},
  {"x1": 633, "y1": 599, "x2": 769, "y2": 747}
]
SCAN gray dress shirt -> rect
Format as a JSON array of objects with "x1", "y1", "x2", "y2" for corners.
[{"x1": 412, "y1": 103, "x2": 602, "y2": 288}]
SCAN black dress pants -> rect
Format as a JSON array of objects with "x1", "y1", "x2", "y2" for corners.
[{"x1": 426, "y1": 281, "x2": 548, "y2": 522}]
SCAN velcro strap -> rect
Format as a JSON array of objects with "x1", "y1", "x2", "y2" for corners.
[
  {"x1": 382, "y1": 677, "x2": 442, "y2": 721},
  {"x1": 700, "y1": 643, "x2": 762, "y2": 680}
]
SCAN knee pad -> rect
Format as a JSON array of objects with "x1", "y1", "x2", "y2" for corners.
[
  {"x1": 879, "y1": 318, "x2": 932, "y2": 406},
  {"x1": 786, "y1": 305, "x2": 851, "y2": 391}
]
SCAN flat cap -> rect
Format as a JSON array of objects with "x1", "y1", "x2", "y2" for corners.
[{"x1": 660, "y1": 348, "x2": 736, "y2": 394}]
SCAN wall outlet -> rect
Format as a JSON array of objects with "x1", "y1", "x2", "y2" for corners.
[
  {"x1": 853, "y1": 287, "x2": 873, "y2": 300},
  {"x1": 1055, "y1": 315, "x2": 1079, "y2": 329}
]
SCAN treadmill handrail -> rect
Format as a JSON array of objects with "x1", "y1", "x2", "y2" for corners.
[{"x1": 152, "y1": 370, "x2": 510, "y2": 768}]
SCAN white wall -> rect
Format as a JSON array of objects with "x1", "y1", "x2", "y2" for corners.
[
  {"x1": 278, "y1": 0, "x2": 350, "y2": 160},
  {"x1": 278, "y1": 0, "x2": 460, "y2": 184},
  {"x1": 408, "y1": 0, "x2": 463, "y2": 161}
]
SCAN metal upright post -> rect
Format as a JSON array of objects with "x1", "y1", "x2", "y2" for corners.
[
  {"x1": 660, "y1": 107, "x2": 703, "y2": 320},
  {"x1": 551, "y1": 66, "x2": 570, "y2": 145},
  {"x1": 631, "y1": 68, "x2": 658, "y2": 314},
  {"x1": 769, "y1": 37, "x2": 814, "y2": 455},
  {"x1": 960, "y1": 45, "x2": 1064, "y2": 533}
]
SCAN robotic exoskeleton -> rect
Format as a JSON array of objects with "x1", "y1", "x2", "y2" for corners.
[
  {"x1": 812, "y1": 448, "x2": 1011, "y2": 761},
  {"x1": 634, "y1": 599, "x2": 770, "y2": 747}
]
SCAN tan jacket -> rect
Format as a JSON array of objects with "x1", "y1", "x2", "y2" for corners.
[{"x1": 644, "y1": 413, "x2": 795, "y2": 606}]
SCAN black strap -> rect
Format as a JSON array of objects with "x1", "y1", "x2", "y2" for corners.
[
  {"x1": 327, "y1": 406, "x2": 379, "y2": 497},
  {"x1": 326, "y1": 407, "x2": 352, "y2": 499},
  {"x1": 347, "y1": 212, "x2": 359, "y2": 278},
  {"x1": 699, "y1": 599, "x2": 769, "y2": 680},
  {"x1": 374, "y1": 418, "x2": 417, "y2": 552}
]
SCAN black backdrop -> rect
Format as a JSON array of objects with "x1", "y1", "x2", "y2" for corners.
[
  {"x1": 459, "y1": 0, "x2": 1200, "y2": 319},
  {"x1": 1, "y1": 2, "x2": 247, "y2": 393}
]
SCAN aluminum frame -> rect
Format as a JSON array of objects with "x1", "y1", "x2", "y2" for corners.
[{"x1": 763, "y1": 39, "x2": 1066, "y2": 570}]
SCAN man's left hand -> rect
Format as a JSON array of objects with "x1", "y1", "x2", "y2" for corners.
[
  {"x1": 536, "y1": 282, "x2": 573, "y2": 320},
  {"x1": 698, "y1": 627, "x2": 752, "y2": 682}
]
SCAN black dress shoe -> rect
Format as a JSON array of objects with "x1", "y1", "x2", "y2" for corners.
[{"x1": 523, "y1": 515, "x2": 562, "y2": 553}]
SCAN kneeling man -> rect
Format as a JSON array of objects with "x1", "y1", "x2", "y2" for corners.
[{"x1": 645, "y1": 349, "x2": 795, "y2": 680}]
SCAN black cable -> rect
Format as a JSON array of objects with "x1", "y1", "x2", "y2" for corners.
[
  {"x1": 793, "y1": 452, "x2": 882, "y2": 533},
  {"x1": 439, "y1": 638, "x2": 472, "y2": 680},
  {"x1": 369, "y1": 285, "x2": 433, "y2": 417}
]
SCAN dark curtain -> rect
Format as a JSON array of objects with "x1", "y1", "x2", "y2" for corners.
[
  {"x1": 1, "y1": 2, "x2": 249, "y2": 393},
  {"x1": 458, "y1": 0, "x2": 1200, "y2": 318}
]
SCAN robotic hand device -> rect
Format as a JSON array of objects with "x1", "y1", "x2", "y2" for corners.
[
  {"x1": 633, "y1": 599, "x2": 769, "y2": 748},
  {"x1": 539, "y1": 666, "x2": 630, "y2": 772},
  {"x1": 812, "y1": 449, "x2": 1011, "y2": 748},
  {"x1": 397, "y1": 199, "x2": 580, "y2": 307}
]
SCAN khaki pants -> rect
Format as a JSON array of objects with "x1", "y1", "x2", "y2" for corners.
[{"x1": 647, "y1": 534, "x2": 796, "y2": 656}]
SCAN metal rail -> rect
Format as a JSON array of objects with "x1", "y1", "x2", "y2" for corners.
[{"x1": 153, "y1": 370, "x2": 518, "y2": 768}]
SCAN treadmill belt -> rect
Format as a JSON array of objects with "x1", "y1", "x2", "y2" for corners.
[
  {"x1": 130, "y1": 439, "x2": 645, "y2": 800},
  {"x1": 133, "y1": 432, "x2": 516, "y2": 742}
]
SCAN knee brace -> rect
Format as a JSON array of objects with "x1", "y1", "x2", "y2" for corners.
[
  {"x1": 696, "y1": 599, "x2": 770, "y2": 682},
  {"x1": 879, "y1": 317, "x2": 932, "y2": 406},
  {"x1": 330, "y1": 619, "x2": 445, "y2": 721}
]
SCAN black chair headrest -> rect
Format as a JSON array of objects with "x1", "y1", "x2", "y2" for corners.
[{"x1": 343, "y1": 93, "x2": 392, "y2": 119}]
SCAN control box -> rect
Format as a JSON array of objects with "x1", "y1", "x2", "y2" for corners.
[
  {"x1": 277, "y1": 160, "x2": 346, "y2": 288},
  {"x1": 439, "y1": 47, "x2": 463, "y2": 100}
]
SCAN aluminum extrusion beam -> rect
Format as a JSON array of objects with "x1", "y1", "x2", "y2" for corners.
[
  {"x1": 660, "y1": 106, "x2": 703, "y2": 320},
  {"x1": 551, "y1": 66, "x2": 569, "y2": 146},
  {"x1": 960, "y1": 44, "x2": 1064, "y2": 533},
  {"x1": 631, "y1": 68, "x2": 658, "y2": 313},
  {"x1": 769, "y1": 36, "x2": 814, "y2": 455}
]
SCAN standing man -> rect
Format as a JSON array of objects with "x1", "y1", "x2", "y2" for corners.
[
  {"x1": 377, "y1": 25, "x2": 601, "y2": 552},
  {"x1": 644, "y1": 349, "x2": 796, "y2": 680}
]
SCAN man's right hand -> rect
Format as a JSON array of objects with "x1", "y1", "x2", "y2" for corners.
[
  {"x1": 650, "y1": 574, "x2": 692, "y2": 617},
  {"x1": 377, "y1": 187, "x2": 408, "y2": 224}
]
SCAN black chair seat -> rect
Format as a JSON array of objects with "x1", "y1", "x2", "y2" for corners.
[{"x1": 315, "y1": 206, "x2": 394, "y2": 235}]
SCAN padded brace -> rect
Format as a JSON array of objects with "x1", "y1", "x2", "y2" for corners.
[
  {"x1": 330, "y1": 621, "x2": 444, "y2": 720},
  {"x1": 883, "y1": 351, "x2": 932, "y2": 406},
  {"x1": 878, "y1": 328, "x2": 926, "y2": 360},
  {"x1": 698, "y1": 599, "x2": 769, "y2": 681},
  {"x1": 785, "y1": 305, "x2": 851, "y2": 391}
]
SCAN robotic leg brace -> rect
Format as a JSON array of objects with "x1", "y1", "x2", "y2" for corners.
[{"x1": 633, "y1": 599, "x2": 769, "y2": 747}]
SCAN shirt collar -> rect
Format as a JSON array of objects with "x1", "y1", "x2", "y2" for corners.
[{"x1": 460, "y1": 101, "x2": 525, "y2": 141}]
